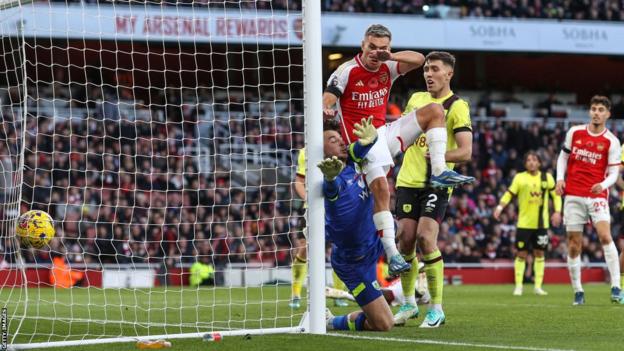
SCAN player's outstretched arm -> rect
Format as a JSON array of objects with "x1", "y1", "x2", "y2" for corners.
[
  {"x1": 370, "y1": 50, "x2": 425, "y2": 74},
  {"x1": 318, "y1": 156, "x2": 344, "y2": 181},
  {"x1": 317, "y1": 156, "x2": 345, "y2": 200}
]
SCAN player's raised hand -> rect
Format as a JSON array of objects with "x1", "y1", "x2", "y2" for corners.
[
  {"x1": 590, "y1": 183, "x2": 604, "y2": 195},
  {"x1": 317, "y1": 156, "x2": 344, "y2": 181},
  {"x1": 353, "y1": 116, "x2": 377, "y2": 146},
  {"x1": 555, "y1": 180, "x2": 565, "y2": 196},
  {"x1": 369, "y1": 49, "x2": 392, "y2": 62},
  {"x1": 323, "y1": 109, "x2": 336, "y2": 119}
]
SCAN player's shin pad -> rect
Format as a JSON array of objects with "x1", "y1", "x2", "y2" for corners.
[
  {"x1": 373, "y1": 211, "x2": 399, "y2": 258},
  {"x1": 425, "y1": 128, "x2": 448, "y2": 176},
  {"x1": 292, "y1": 256, "x2": 307, "y2": 298},
  {"x1": 400, "y1": 253, "x2": 418, "y2": 304},
  {"x1": 423, "y1": 250, "x2": 444, "y2": 305},
  {"x1": 514, "y1": 257, "x2": 526, "y2": 288},
  {"x1": 603, "y1": 242, "x2": 621, "y2": 288},
  {"x1": 534, "y1": 256, "x2": 545, "y2": 290}
]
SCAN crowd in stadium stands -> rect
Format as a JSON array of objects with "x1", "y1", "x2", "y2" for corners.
[
  {"x1": 1, "y1": 84, "x2": 624, "y2": 272},
  {"x1": 0, "y1": 80, "x2": 305, "y2": 270},
  {"x1": 44, "y1": 0, "x2": 624, "y2": 22},
  {"x1": 321, "y1": 0, "x2": 624, "y2": 21},
  {"x1": 48, "y1": 0, "x2": 300, "y2": 10},
  {"x1": 411, "y1": 119, "x2": 624, "y2": 264}
]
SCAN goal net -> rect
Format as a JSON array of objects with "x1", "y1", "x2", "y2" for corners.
[{"x1": 0, "y1": 0, "x2": 322, "y2": 348}]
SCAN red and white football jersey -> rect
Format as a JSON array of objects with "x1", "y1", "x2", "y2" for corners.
[
  {"x1": 326, "y1": 54, "x2": 402, "y2": 143},
  {"x1": 563, "y1": 125, "x2": 621, "y2": 198}
]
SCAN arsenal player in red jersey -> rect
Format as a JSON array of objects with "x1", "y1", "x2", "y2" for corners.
[
  {"x1": 322, "y1": 24, "x2": 473, "y2": 276},
  {"x1": 556, "y1": 95, "x2": 622, "y2": 305}
]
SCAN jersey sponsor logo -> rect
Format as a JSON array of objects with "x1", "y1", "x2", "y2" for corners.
[
  {"x1": 403, "y1": 204, "x2": 412, "y2": 213},
  {"x1": 351, "y1": 87, "x2": 389, "y2": 109},
  {"x1": 530, "y1": 191, "x2": 542, "y2": 198},
  {"x1": 355, "y1": 80, "x2": 364, "y2": 87},
  {"x1": 571, "y1": 146, "x2": 603, "y2": 165}
]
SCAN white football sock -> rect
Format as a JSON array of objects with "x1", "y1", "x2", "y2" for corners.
[
  {"x1": 425, "y1": 127, "x2": 447, "y2": 176},
  {"x1": 567, "y1": 255, "x2": 583, "y2": 293},
  {"x1": 373, "y1": 211, "x2": 399, "y2": 258},
  {"x1": 603, "y1": 241, "x2": 621, "y2": 288}
]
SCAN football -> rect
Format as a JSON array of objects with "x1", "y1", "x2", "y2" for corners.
[{"x1": 16, "y1": 210, "x2": 55, "y2": 249}]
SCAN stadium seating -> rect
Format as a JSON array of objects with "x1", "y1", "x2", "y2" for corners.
[
  {"x1": 321, "y1": 0, "x2": 624, "y2": 21},
  {"x1": 3, "y1": 80, "x2": 623, "y2": 274}
]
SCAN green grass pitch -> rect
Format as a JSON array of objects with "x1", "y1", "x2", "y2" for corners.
[{"x1": 2, "y1": 284, "x2": 623, "y2": 351}]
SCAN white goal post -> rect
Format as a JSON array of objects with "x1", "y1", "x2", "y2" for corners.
[{"x1": 0, "y1": 0, "x2": 324, "y2": 349}]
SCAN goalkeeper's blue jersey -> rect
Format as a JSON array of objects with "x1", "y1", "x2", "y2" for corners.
[{"x1": 323, "y1": 141, "x2": 379, "y2": 260}]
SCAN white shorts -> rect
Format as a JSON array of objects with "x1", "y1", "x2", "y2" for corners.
[
  {"x1": 362, "y1": 114, "x2": 422, "y2": 176},
  {"x1": 563, "y1": 195, "x2": 611, "y2": 227}
]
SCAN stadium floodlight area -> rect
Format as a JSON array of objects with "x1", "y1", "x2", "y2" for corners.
[{"x1": 0, "y1": 0, "x2": 325, "y2": 349}]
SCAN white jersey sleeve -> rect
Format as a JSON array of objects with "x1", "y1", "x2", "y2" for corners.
[
  {"x1": 325, "y1": 60, "x2": 354, "y2": 97},
  {"x1": 562, "y1": 126, "x2": 576, "y2": 153},
  {"x1": 607, "y1": 135, "x2": 621, "y2": 166},
  {"x1": 385, "y1": 60, "x2": 402, "y2": 82}
]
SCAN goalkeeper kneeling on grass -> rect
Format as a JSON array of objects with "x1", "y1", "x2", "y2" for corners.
[{"x1": 320, "y1": 117, "x2": 393, "y2": 332}]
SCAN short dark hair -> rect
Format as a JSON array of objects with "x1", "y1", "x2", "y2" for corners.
[
  {"x1": 590, "y1": 95, "x2": 611, "y2": 110},
  {"x1": 364, "y1": 24, "x2": 392, "y2": 40},
  {"x1": 323, "y1": 118, "x2": 341, "y2": 132},
  {"x1": 523, "y1": 150, "x2": 542, "y2": 166},
  {"x1": 425, "y1": 51, "x2": 456, "y2": 69}
]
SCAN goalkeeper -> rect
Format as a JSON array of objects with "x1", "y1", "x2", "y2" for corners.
[{"x1": 320, "y1": 117, "x2": 393, "y2": 332}]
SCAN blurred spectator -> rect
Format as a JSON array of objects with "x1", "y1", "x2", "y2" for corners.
[{"x1": 612, "y1": 97, "x2": 624, "y2": 119}]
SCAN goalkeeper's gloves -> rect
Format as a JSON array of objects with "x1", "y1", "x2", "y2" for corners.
[
  {"x1": 353, "y1": 116, "x2": 377, "y2": 146},
  {"x1": 317, "y1": 156, "x2": 344, "y2": 181}
]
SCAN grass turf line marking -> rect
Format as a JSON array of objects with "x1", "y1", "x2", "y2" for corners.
[{"x1": 327, "y1": 333, "x2": 575, "y2": 351}]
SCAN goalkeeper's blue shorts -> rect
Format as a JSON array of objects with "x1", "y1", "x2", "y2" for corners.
[{"x1": 331, "y1": 241, "x2": 383, "y2": 307}]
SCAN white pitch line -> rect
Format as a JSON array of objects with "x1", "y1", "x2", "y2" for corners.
[{"x1": 326, "y1": 333, "x2": 576, "y2": 351}]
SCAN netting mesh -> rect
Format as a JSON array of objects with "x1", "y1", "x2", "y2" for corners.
[{"x1": 0, "y1": 0, "x2": 307, "y2": 345}]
